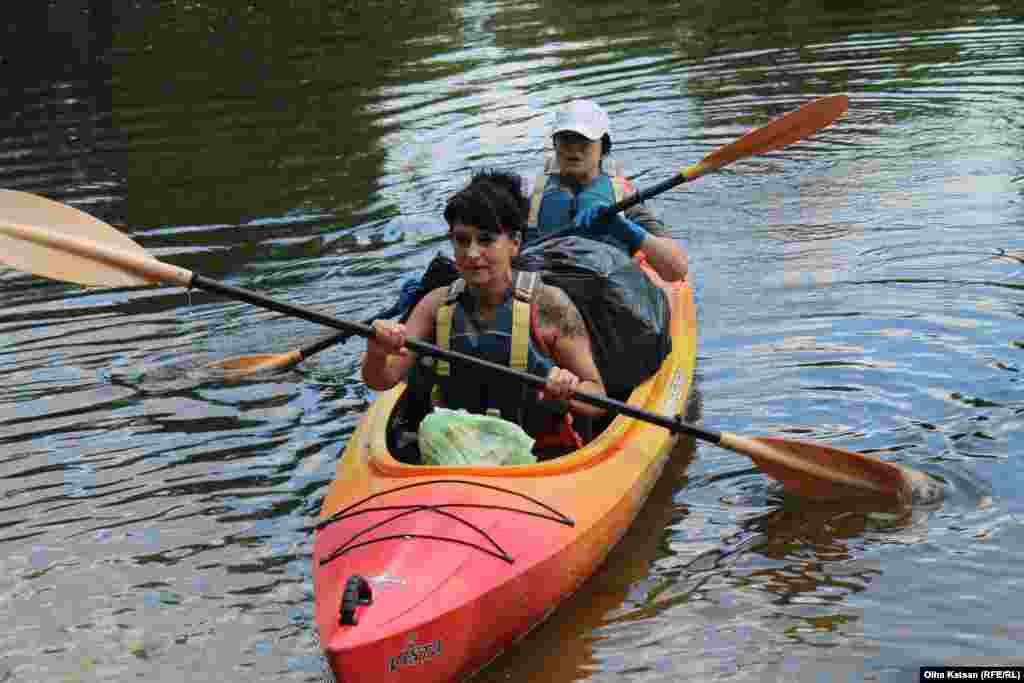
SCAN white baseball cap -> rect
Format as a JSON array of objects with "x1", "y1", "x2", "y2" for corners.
[{"x1": 552, "y1": 99, "x2": 611, "y2": 141}]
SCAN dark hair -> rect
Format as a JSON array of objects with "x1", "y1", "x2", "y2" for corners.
[
  {"x1": 601, "y1": 133, "x2": 612, "y2": 156},
  {"x1": 443, "y1": 169, "x2": 528, "y2": 238}
]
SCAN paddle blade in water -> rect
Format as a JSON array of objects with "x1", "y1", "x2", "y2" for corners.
[
  {"x1": 203, "y1": 350, "x2": 304, "y2": 377},
  {"x1": 719, "y1": 432, "x2": 941, "y2": 505},
  {"x1": 0, "y1": 189, "x2": 154, "y2": 287}
]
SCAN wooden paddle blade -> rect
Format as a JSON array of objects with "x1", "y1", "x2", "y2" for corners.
[
  {"x1": 718, "y1": 432, "x2": 941, "y2": 505},
  {"x1": 0, "y1": 218, "x2": 192, "y2": 288},
  {"x1": 205, "y1": 350, "x2": 304, "y2": 376},
  {"x1": 683, "y1": 94, "x2": 849, "y2": 180},
  {"x1": 0, "y1": 189, "x2": 154, "y2": 287}
]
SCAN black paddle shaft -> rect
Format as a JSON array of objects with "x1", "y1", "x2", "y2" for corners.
[
  {"x1": 190, "y1": 273, "x2": 721, "y2": 444},
  {"x1": 296, "y1": 298, "x2": 408, "y2": 359}
]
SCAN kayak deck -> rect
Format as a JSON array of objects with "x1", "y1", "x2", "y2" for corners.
[{"x1": 313, "y1": 268, "x2": 697, "y2": 682}]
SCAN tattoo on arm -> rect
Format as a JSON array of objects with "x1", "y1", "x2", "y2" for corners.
[{"x1": 536, "y1": 285, "x2": 587, "y2": 338}]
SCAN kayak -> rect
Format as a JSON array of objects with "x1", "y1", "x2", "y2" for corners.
[
  {"x1": 312, "y1": 263, "x2": 697, "y2": 682},
  {"x1": 313, "y1": 263, "x2": 696, "y2": 681}
]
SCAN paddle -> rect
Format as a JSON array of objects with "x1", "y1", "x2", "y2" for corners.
[
  {"x1": 0, "y1": 212, "x2": 940, "y2": 505},
  {"x1": 204, "y1": 292, "x2": 409, "y2": 377},
  {"x1": 533, "y1": 94, "x2": 851, "y2": 245},
  {"x1": 206, "y1": 254, "x2": 459, "y2": 377},
  {"x1": 205, "y1": 314, "x2": 385, "y2": 377},
  {"x1": 192, "y1": 93, "x2": 854, "y2": 376}
]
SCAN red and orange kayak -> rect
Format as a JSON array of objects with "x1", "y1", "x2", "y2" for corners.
[{"x1": 313, "y1": 266, "x2": 697, "y2": 682}]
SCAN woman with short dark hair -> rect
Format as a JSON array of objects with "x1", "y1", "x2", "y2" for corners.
[{"x1": 363, "y1": 170, "x2": 606, "y2": 451}]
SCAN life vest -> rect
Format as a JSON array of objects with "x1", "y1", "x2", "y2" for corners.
[
  {"x1": 526, "y1": 157, "x2": 636, "y2": 252},
  {"x1": 431, "y1": 271, "x2": 583, "y2": 450}
]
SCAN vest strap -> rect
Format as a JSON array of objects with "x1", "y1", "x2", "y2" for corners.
[
  {"x1": 510, "y1": 271, "x2": 539, "y2": 371},
  {"x1": 527, "y1": 159, "x2": 555, "y2": 229},
  {"x1": 611, "y1": 174, "x2": 629, "y2": 204},
  {"x1": 435, "y1": 274, "x2": 537, "y2": 374},
  {"x1": 445, "y1": 278, "x2": 465, "y2": 304},
  {"x1": 435, "y1": 279, "x2": 464, "y2": 377},
  {"x1": 513, "y1": 270, "x2": 539, "y2": 301}
]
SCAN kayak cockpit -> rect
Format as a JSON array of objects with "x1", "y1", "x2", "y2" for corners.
[{"x1": 383, "y1": 384, "x2": 619, "y2": 466}]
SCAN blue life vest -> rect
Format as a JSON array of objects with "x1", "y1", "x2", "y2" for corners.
[
  {"x1": 526, "y1": 158, "x2": 632, "y2": 252},
  {"x1": 432, "y1": 271, "x2": 559, "y2": 434}
]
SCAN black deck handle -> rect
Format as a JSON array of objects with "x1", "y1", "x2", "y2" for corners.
[{"x1": 340, "y1": 575, "x2": 373, "y2": 625}]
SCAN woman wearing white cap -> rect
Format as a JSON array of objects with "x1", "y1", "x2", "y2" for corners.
[{"x1": 526, "y1": 99, "x2": 688, "y2": 283}]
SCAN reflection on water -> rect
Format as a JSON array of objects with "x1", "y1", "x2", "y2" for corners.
[{"x1": 3, "y1": 0, "x2": 1024, "y2": 680}]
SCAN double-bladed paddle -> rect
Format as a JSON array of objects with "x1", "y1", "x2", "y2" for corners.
[
  {"x1": 205, "y1": 292, "x2": 408, "y2": 377},
  {"x1": 205, "y1": 316, "x2": 382, "y2": 377},
  {"x1": 199, "y1": 94, "x2": 852, "y2": 377},
  {"x1": 533, "y1": 94, "x2": 851, "y2": 245},
  {"x1": 0, "y1": 200, "x2": 941, "y2": 505}
]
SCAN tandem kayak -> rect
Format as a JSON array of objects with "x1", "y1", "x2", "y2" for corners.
[{"x1": 313, "y1": 264, "x2": 697, "y2": 682}]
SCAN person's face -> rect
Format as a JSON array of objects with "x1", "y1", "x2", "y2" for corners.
[
  {"x1": 449, "y1": 222, "x2": 520, "y2": 288},
  {"x1": 554, "y1": 131, "x2": 602, "y2": 183}
]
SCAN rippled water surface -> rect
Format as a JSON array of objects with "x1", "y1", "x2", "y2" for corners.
[{"x1": 3, "y1": 1, "x2": 1024, "y2": 681}]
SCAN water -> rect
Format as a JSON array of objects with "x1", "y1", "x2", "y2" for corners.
[{"x1": 2, "y1": 0, "x2": 1024, "y2": 680}]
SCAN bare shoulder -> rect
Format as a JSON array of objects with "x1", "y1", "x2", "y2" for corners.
[
  {"x1": 404, "y1": 286, "x2": 449, "y2": 338},
  {"x1": 535, "y1": 284, "x2": 588, "y2": 338},
  {"x1": 411, "y1": 286, "x2": 449, "y2": 318},
  {"x1": 422, "y1": 285, "x2": 450, "y2": 308}
]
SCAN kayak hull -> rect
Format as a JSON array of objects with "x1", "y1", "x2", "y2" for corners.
[{"x1": 314, "y1": 267, "x2": 697, "y2": 682}]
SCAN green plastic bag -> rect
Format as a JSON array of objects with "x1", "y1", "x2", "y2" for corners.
[{"x1": 418, "y1": 408, "x2": 537, "y2": 466}]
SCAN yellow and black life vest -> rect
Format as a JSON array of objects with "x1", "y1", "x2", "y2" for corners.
[{"x1": 431, "y1": 271, "x2": 558, "y2": 432}]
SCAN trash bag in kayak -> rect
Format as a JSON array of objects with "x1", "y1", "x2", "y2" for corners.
[
  {"x1": 418, "y1": 408, "x2": 538, "y2": 466},
  {"x1": 514, "y1": 236, "x2": 672, "y2": 398}
]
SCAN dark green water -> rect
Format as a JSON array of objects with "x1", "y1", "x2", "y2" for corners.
[{"x1": 2, "y1": 1, "x2": 1023, "y2": 681}]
